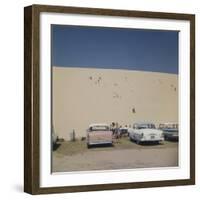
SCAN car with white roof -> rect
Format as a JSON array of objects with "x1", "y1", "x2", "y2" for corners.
[
  {"x1": 86, "y1": 123, "x2": 113, "y2": 148},
  {"x1": 158, "y1": 123, "x2": 178, "y2": 141},
  {"x1": 128, "y1": 122, "x2": 164, "y2": 144}
]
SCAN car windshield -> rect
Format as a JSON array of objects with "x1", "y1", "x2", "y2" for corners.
[
  {"x1": 164, "y1": 124, "x2": 178, "y2": 129},
  {"x1": 90, "y1": 126, "x2": 109, "y2": 131},
  {"x1": 137, "y1": 124, "x2": 155, "y2": 129}
]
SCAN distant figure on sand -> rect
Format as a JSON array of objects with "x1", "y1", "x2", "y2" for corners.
[
  {"x1": 113, "y1": 122, "x2": 120, "y2": 139},
  {"x1": 132, "y1": 107, "x2": 136, "y2": 113}
]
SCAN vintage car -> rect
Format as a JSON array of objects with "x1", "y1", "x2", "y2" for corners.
[
  {"x1": 86, "y1": 123, "x2": 113, "y2": 148},
  {"x1": 158, "y1": 123, "x2": 178, "y2": 140},
  {"x1": 128, "y1": 122, "x2": 164, "y2": 144},
  {"x1": 119, "y1": 126, "x2": 129, "y2": 137}
]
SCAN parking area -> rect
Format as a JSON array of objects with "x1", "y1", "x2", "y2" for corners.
[{"x1": 52, "y1": 137, "x2": 178, "y2": 172}]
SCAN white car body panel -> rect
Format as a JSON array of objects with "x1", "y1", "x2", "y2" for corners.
[{"x1": 128, "y1": 123, "x2": 164, "y2": 143}]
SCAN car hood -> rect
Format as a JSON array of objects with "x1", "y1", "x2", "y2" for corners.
[{"x1": 139, "y1": 128, "x2": 162, "y2": 134}]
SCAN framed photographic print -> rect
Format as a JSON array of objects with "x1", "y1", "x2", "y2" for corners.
[{"x1": 24, "y1": 4, "x2": 195, "y2": 194}]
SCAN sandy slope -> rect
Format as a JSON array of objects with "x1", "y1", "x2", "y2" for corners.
[{"x1": 52, "y1": 67, "x2": 178, "y2": 140}]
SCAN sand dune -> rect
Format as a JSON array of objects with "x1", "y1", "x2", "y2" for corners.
[{"x1": 52, "y1": 67, "x2": 178, "y2": 140}]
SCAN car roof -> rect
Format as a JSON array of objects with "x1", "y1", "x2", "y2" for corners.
[
  {"x1": 159, "y1": 122, "x2": 178, "y2": 125},
  {"x1": 89, "y1": 123, "x2": 109, "y2": 128},
  {"x1": 133, "y1": 122, "x2": 154, "y2": 125}
]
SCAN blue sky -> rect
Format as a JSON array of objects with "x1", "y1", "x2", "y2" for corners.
[{"x1": 52, "y1": 25, "x2": 178, "y2": 74}]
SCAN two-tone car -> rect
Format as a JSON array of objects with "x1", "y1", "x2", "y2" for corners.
[
  {"x1": 128, "y1": 122, "x2": 164, "y2": 144},
  {"x1": 158, "y1": 123, "x2": 178, "y2": 141},
  {"x1": 86, "y1": 123, "x2": 113, "y2": 148},
  {"x1": 119, "y1": 126, "x2": 129, "y2": 137}
]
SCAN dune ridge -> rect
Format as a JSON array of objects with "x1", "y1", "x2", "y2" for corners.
[{"x1": 52, "y1": 67, "x2": 178, "y2": 140}]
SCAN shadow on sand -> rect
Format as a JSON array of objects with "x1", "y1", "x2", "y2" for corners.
[
  {"x1": 132, "y1": 141, "x2": 164, "y2": 146},
  {"x1": 88, "y1": 143, "x2": 114, "y2": 149},
  {"x1": 53, "y1": 143, "x2": 61, "y2": 151}
]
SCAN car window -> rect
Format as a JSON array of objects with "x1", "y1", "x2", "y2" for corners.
[
  {"x1": 138, "y1": 124, "x2": 155, "y2": 129},
  {"x1": 164, "y1": 124, "x2": 178, "y2": 129},
  {"x1": 138, "y1": 126, "x2": 147, "y2": 129},
  {"x1": 90, "y1": 126, "x2": 109, "y2": 131},
  {"x1": 159, "y1": 124, "x2": 164, "y2": 129},
  {"x1": 133, "y1": 124, "x2": 137, "y2": 129}
]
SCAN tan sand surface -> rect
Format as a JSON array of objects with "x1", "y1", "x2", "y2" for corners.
[
  {"x1": 52, "y1": 67, "x2": 178, "y2": 140},
  {"x1": 53, "y1": 142, "x2": 178, "y2": 172}
]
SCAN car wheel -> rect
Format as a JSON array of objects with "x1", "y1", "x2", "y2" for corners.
[{"x1": 136, "y1": 140, "x2": 140, "y2": 145}]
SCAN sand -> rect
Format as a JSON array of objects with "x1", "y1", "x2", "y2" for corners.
[
  {"x1": 52, "y1": 67, "x2": 178, "y2": 140},
  {"x1": 53, "y1": 148, "x2": 178, "y2": 172}
]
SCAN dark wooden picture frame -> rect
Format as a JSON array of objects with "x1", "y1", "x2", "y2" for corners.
[{"x1": 24, "y1": 4, "x2": 195, "y2": 195}]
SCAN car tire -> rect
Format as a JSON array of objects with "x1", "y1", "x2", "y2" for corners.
[
  {"x1": 136, "y1": 140, "x2": 140, "y2": 145},
  {"x1": 87, "y1": 143, "x2": 91, "y2": 149}
]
